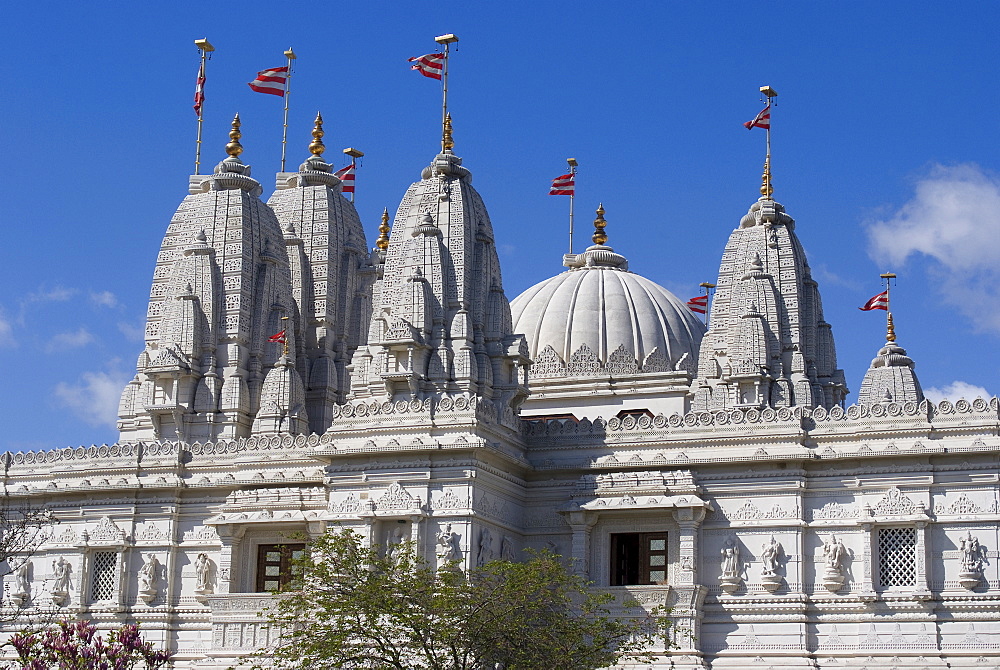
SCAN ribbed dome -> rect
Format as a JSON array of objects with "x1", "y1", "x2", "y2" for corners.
[{"x1": 510, "y1": 245, "x2": 706, "y2": 379}]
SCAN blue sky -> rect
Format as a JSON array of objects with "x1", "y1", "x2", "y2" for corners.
[{"x1": 3, "y1": 1, "x2": 1000, "y2": 451}]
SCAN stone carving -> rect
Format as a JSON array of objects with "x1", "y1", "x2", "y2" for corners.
[
  {"x1": 375, "y1": 482, "x2": 420, "y2": 511},
  {"x1": 476, "y1": 527, "x2": 494, "y2": 567},
  {"x1": 812, "y1": 501, "x2": 857, "y2": 520},
  {"x1": 91, "y1": 516, "x2": 127, "y2": 544},
  {"x1": 759, "y1": 536, "x2": 783, "y2": 593},
  {"x1": 386, "y1": 526, "x2": 406, "y2": 562},
  {"x1": 720, "y1": 536, "x2": 742, "y2": 594},
  {"x1": 195, "y1": 553, "x2": 214, "y2": 596},
  {"x1": 330, "y1": 494, "x2": 361, "y2": 514},
  {"x1": 822, "y1": 536, "x2": 847, "y2": 591},
  {"x1": 138, "y1": 555, "x2": 160, "y2": 604},
  {"x1": 958, "y1": 532, "x2": 988, "y2": 590},
  {"x1": 436, "y1": 489, "x2": 466, "y2": 509},
  {"x1": 436, "y1": 524, "x2": 461, "y2": 568},
  {"x1": 871, "y1": 487, "x2": 920, "y2": 516},
  {"x1": 10, "y1": 562, "x2": 30, "y2": 607},
  {"x1": 500, "y1": 535, "x2": 516, "y2": 561},
  {"x1": 51, "y1": 556, "x2": 72, "y2": 606}
]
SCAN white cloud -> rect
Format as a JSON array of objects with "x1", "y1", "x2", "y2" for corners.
[
  {"x1": 53, "y1": 364, "x2": 130, "y2": 429},
  {"x1": 90, "y1": 290, "x2": 120, "y2": 308},
  {"x1": 0, "y1": 308, "x2": 13, "y2": 347},
  {"x1": 867, "y1": 163, "x2": 1000, "y2": 333},
  {"x1": 924, "y1": 381, "x2": 993, "y2": 403},
  {"x1": 118, "y1": 317, "x2": 146, "y2": 342},
  {"x1": 46, "y1": 327, "x2": 95, "y2": 353},
  {"x1": 25, "y1": 286, "x2": 77, "y2": 303}
]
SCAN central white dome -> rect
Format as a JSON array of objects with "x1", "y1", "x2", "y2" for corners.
[{"x1": 510, "y1": 245, "x2": 705, "y2": 380}]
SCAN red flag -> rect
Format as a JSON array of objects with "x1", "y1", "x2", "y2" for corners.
[
  {"x1": 859, "y1": 290, "x2": 889, "y2": 311},
  {"x1": 193, "y1": 60, "x2": 206, "y2": 117},
  {"x1": 408, "y1": 53, "x2": 444, "y2": 80},
  {"x1": 334, "y1": 163, "x2": 356, "y2": 194},
  {"x1": 549, "y1": 173, "x2": 575, "y2": 196},
  {"x1": 686, "y1": 295, "x2": 708, "y2": 314},
  {"x1": 268, "y1": 329, "x2": 287, "y2": 344},
  {"x1": 743, "y1": 105, "x2": 771, "y2": 130},
  {"x1": 248, "y1": 67, "x2": 289, "y2": 96}
]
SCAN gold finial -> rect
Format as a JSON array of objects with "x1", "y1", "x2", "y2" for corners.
[
  {"x1": 442, "y1": 114, "x2": 454, "y2": 151},
  {"x1": 225, "y1": 113, "x2": 243, "y2": 157},
  {"x1": 376, "y1": 208, "x2": 390, "y2": 250},
  {"x1": 592, "y1": 203, "x2": 608, "y2": 245},
  {"x1": 886, "y1": 312, "x2": 896, "y2": 343},
  {"x1": 760, "y1": 158, "x2": 773, "y2": 197},
  {"x1": 309, "y1": 112, "x2": 325, "y2": 156}
]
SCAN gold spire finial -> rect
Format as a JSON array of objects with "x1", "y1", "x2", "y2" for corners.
[
  {"x1": 592, "y1": 203, "x2": 608, "y2": 245},
  {"x1": 376, "y1": 208, "x2": 390, "y2": 250},
  {"x1": 886, "y1": 312, "x2": 896, "y2": 343},
  {"x1": 442, "y1": 114, "x2": 454, "y2": 151},
  {"x1": 760, "y1": 158, "x2": 773, "y2": 197},
  {"x1": 309, "y1": 112, "x2": 326, "y2": 156},
  {"x1": 225, "y1": 113, "x2": 243, "y2": 157}
]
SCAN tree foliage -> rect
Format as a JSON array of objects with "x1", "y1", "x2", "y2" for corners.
[
  {"x1": 8, "y1": 620, "x2": 171, "y2": 670},
  {"x1": 254, "y1": 529, "x2": 671, "y2": 670}
]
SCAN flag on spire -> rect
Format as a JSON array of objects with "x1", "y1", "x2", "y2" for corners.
[
  {"x1": 549, "y1": 173, "x2": 575, "y2": 196},
  {"x1": 859, "y1": 290, "x2": 889, "y2": 311},
  {"x1": 248, "y1": 67, "x2": 289, "y2": 96},
  {"x1": 408, "y1": 53, "x2": 445, "y2": 80},
  {"x1": 193, "y1": 60, "x2": 206, "y2": 117},
  {"x1": 268, "y1": 329, "x2": 287, "y2": 344},
  {"x1": 334, "y1": 164, "x2": 356, "y2": 194},
  {"x1": 686, "y1": 295, "x2": 708, "y2": 314},
  {"x1": 744, "y1": 105, "x2": 771, "y2": 130}
]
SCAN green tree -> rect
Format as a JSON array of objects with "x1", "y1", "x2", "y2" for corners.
[{"x1": 253, "y1": 529, "x2": 671, "y2": 670}]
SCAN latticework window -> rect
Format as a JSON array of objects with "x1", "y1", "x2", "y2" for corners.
[
  {"x1": 90, "y1": 551, "x2": 117, "y2": 601},
  {"x1": 878, "y1": 527, "x2": 916, "y2": 587}
]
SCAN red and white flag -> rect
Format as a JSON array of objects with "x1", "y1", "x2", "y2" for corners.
[
  {"x1": 247, "y1": 67, "x2": 289, "y2": 96},
  {"x1": 193, "y1": 60, "x2": 206, "y2": 117},
  {"x1": 743, "y1": 105, "x2": 771, "y2": 130},
  {"x1": 686, "y1": 295, "x2": 708, "y2": 314},
  {"x1": 334, "y1": 163, "x2": 356, "y2": 194},
  {"x1": 549, "y1": 173, "x2": 575, "y2": 196},
  {"x1": 268, "y1": 329, "x2": 287, "y2": 344},
  {"x1": 859, "y1": 290, "x2": 889, "y2": 311},
  {"x1": 408, "y1": 53, "x2": 444, "y2": 80}
]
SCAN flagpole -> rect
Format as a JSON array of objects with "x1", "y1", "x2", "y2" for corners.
[
  {"x1": 344, "y1": 148, "x2": 364, "y2": 204},
  {"x1": 280, "y1": 48, "x2": 297, "y2": 172},
  {"x1": 434, "y1": 34, "x2": 459, "y2": 150},
  {"x1": 880, "y1": 272, "x2": 896, "y2": 342},
  {"x1": 567, "y1": 158, "x2": 578, "y2": 254},
  {"x1": 759, "y1": 85, "x2": 778, "y2": 198},
  {"x1": 699, "y1": 282, "x2": 716, "y2": 327},
  {"x1": 193, "y1": 38, "x2": 214, "y2": 175}
]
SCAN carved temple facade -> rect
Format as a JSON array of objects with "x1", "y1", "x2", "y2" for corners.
[{"x1": 4, "y1": 115, "x2": 1000, "y2": 670}]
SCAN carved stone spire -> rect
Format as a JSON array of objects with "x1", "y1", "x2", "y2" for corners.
[
  {"x1": 267, "y1": 121, "x2": 376, "y2": 433},
  {"x1": 119, "y1": 122, "x2": 303, "y2": 441},
  {"x1": 340, "y1": 147, "x2": 529, "y2": 422},
  {"x1": 692, "y1": 196, "x2": 847, "y2": 410},
  {"x1": 857, "y1": 319, "x2": 924, "y2": 406}
]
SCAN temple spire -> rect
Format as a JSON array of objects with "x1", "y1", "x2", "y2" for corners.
[
  {"x1": 592, "y1": 203, "x2": 608, "y2": 245},
  {"x1": 376, "y1": 208, "x2": 390, "y2": 251},
  {"x1": 309, "y1": 112, "x2": 325, "y2": 156},
  {"x1": 225, "y1": 113, "x2": 243, "y2": 157}
]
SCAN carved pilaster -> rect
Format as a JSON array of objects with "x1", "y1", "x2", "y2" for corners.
[{"x1": 565, "y1": 511, "x2": 597, "y2": 578}]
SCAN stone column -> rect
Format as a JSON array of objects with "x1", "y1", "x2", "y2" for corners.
[{"x1": 565, "y1": 510, "x2": 597, "y2": 578}]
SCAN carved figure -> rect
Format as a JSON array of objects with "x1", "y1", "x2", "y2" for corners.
[
  {"x1": 960, "y1": 532, "x2": 986, "y2": 573},
  {"x1": 436, "y1": 524, "x2": 461, "y2": 563},
  {"x1": 195, "y1": 553, "x2": 212, "y2": 593},
  {"x1": 721, "y1": 537, "x2": 740, "y2": 578},
  {"x1": 823, "y1": 536, "x2": 846, "y2": 574},
  {"x1": 52, "y1": 556, "x2": 72, "y2": 593},
  {"x1": 760, "y1": 537, "x2": 782, "y2": 577},
  {"x1": 476, "y1": 527, "x2": 494, "y2": 567},
  {"x1": 500, "y1": 535, "x2": 516, "y2": 562},
  {"x1": 12, "y1": 562, "x2": 29, "y2": 597},
  {"x1": 138, "y1": 555, "x2": 159, "y2": 593},
  {"x1": 386, "y1": 526, "x2": 406, "y2": 561}
]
